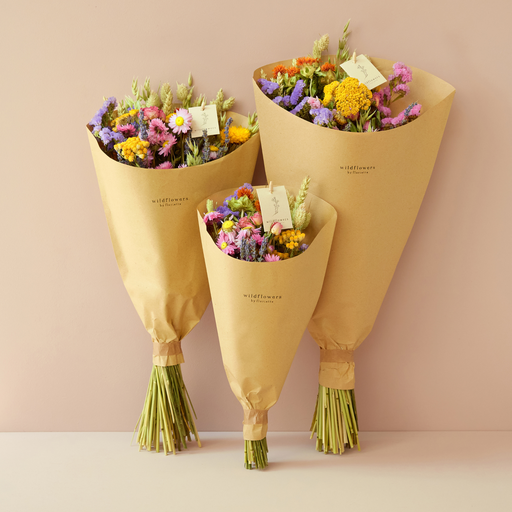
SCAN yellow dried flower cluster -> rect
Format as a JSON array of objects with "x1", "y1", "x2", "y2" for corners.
[
  {"x1": 322, "y1": 81, "x2": 340, "y2": 107},
  {"x1": 278, "y1": 229, "x2": 306, "y2": 250},
  {"x1": 114, "y1": 137, "x2": 150, "y2": 162},
  {"x1": 111, "y1": 109, "x2": 139, "y2": 131},
  {"x1": 334, "y1": 78, "x2": 372, "y2": 117},
  {"x1": 221, "y1": 125, "x2": 251, "y2": 145}
]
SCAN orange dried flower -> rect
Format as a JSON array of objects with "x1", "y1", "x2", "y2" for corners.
[
  {"x1": 254, "y1": 200, "x2": 261, "y2": 212},
  {"x1": 286, "y1": 66, "x2": 300, "y2": 78},
  {"x1": 320, "y1": 62, "x2": 336, "y2": 72},
  {"x1": 296, "y1": 57, "x2": 320, "y2": 67},
  {"x1": 272, "y1": 65, "x2": 287, "y2": 78},
  {"x1": 237, "y1": 187, "x2": 254, "y2": 200}
]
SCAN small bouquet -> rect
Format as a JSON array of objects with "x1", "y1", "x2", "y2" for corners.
[
  {"x1": 87, "y1": 76, "x2": 260, "y2": 455},
  {"x1": 253, "y1": 24, "x2": 455, "y2": 454},
  {"x1": 197, "y1": 180, "x2": 337, "y2": 469}
]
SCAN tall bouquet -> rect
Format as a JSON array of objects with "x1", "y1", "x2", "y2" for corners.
[
  {"x1": 197, "y1": 180, "x2": 336, "y2": 468},
  {"x1": 253, "y1": 25, "x2": 455, "y2": 454},
  {"x1": 88, "y1": 75, "x2": 260, "y2": 454}
]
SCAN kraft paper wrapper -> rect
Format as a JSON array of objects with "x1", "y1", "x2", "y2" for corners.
[
  {"x1": 254, "y1": 58, "x2": 455, "y2": 389},
  {"x1": 88, "y1": 113, "x2": 260, "y2": 366},
  {"x1": 197, "y1": 187, "x2": 337, "y2": 440}
]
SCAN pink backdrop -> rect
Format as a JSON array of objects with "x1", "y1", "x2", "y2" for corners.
[{"x1": 1, "y1": 0, "x2": 511, "y2": 432}]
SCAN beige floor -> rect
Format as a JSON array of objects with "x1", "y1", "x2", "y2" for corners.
[{"x1": 1, "y1": 432, "x2": 511, "y2": 511}]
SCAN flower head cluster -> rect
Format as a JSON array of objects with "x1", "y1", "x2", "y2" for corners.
[
  {"x1": 204, "y1": 181, "x2": 312, "y2": 262},
  {"x1": 88, "y1": 76, "x2": 258, "y2": 169},
  {"x1": 257, "y1": 29, "x2": 420, "y2": 132}
]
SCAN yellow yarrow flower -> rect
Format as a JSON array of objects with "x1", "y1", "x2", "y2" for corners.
[
  {"x1": 322, "y1": 81, "x2": 340, "y2": 106},
  {"x1": 334, "y1": 77, "x2": 372, "y2": 117},
  {"x1": 111, "y1": 110, "x2": 140, "y2": 131},
  {"x1": 114, "y1": 137, "x2": 150, "y2": 162}
]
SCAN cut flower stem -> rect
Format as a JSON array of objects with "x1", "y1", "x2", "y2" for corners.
[
  {"x1": 310, "y1": 385, "x2": 360, "y2": 454},
  {"x1": 244, "y1": 438, "x2": 268, "y2": 469},
  {"x1": 134, "y1": 364, "x2": 200, "y2": 455}
]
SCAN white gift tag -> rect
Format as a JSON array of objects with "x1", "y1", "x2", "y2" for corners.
[
  {"x1": 340, "y1": 55, "x2": 387, "y2": 89},
  {"x1": 189, "y1": 104, "x2": 220, "y2": 138},
  {"x1": 257, "y1": 186, "x2": 293, "y2": 232}
]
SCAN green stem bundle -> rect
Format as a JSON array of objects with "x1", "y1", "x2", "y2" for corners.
[
  {"x1": 134, "y1": 364, "x2": 200, "y2": 455},
  {"x1": 310, "y1": 385, "x2": 360, "y2": 454},
  {"x1": 244, "y1": 438, "x2": 268, "y2": 470}
]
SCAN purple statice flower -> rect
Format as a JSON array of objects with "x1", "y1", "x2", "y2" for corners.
[
  {"x1": 290, "y1": 96, "x2": 309, "y2": 116},
  {"x1": 89, "y1": 97, "x2": 117, "y2": 127},
  {"x1": 299, "y1": 244, "x2": 308, "y2": 251},
  {"x1": 258, "y1": 79, "x2": 280, "y2": 95},
  {"x1": 290, "y1": 79, "x2": 305, "y2": 106},
  {"x1": 216, "y1": 205, "x2": 239, "y2": 218},
  {"x1": 273, "y1": 96, "x2": 283, "y2": 104},
  {"x1": 310, "y1": 107, "x2": 333, "y2": 126},
  {"x1": 282, "y1": 95, "x2": 291, "y2": 107},
  {"x1": 248, "y1": 237, "x2": 257, "y2": 261}
]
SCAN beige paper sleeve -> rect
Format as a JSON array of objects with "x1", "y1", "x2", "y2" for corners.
[
  {"x1": 254, "y1": 58, "x2": 455, "y2": 389},
  {"x1": 87, "y1": 113, "x2": 260, "y2": 366},
  {"x1": 198, "y1": 187, "x2": 337, "y2": 440}
]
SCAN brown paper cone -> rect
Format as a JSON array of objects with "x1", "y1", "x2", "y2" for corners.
[
  {"x1": 197, "y1": 186, "x2": 337, "y2": 441},
  {"x1": 88, "y1": 112, "x2": 260, "y2": 364},
  {"x1": 253, "y1": 58, "x2": 455, "y2": 390}
]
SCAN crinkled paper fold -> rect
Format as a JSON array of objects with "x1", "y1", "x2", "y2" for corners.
[
  {"x1": 253, "y1": 58, "x2": 455, "y2": 389},
  {"x1": 198, "y1": 187, "x2": 337, "y2": 439},
  {"x1": 88, "y1": 113, "x2": 260, "y2": 366}
]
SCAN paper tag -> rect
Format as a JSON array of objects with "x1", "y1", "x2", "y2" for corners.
[
  {"x1": 256, "y1": 186, "x2": 293, "y2": 232},
  {"x1": 189, "y1": 104, "x2": 220, "y2": 138},
  {"x1": 340, "y1": 55, "x2": 387, "y2": 89}
]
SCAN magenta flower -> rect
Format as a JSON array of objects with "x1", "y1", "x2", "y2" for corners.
[
  {"x1": 142, "y1": 106, "x2": 166, "y2": 122},
  {"x1": 203, "y1": 211, "x2": 224, "y2": 224},
  {"x1": 156, "y1": 161, "x2": 173, "y2": 169},
  {"x1": 148, "y1": 119, "x2": 169, "y2": 145},
  {"x1": 169, "y1": 108, "x2": 193, "y2": 135},
  {"x1": 117, "y1": 124, "x2": 137, "y2": 137},
  {"x1": 308, "y1": 97, "x2": 322, "y2": 109},
  {"x1": 264, "y1": 254, "x2": 281, "y2": 262},
  {"x1": 216, "y1": 231, "x2": 236, "y2": 255},
  {"x1": 158, "y1": 134, "x2": 177, "y2": 157}
]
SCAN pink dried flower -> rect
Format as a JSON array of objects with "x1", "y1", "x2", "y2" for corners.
[
  {"x1": 148, "y1": 119, "x2": 169, "y2": 145},
  {"x1": 251, "y1": 212, "x2": 263, "y2": 226},
  {"x1": 117, "y1": 124, "x2": 137, "y2": 137},
  {"x1": 203, "y1": 211, "x2": 223, "y2": 224},
  {"x1": 308, "y1": 97, "x2": 322, "y2": 109},
  {"x1": 216, "y1": 231, "x2": 236, "y2": 255},
  {"x1": 158, "y1": 134, "x2": 177, "y2": 157},
  {"x1": 264, "y1": 254, "x2": 281, "y2": 262},
  {"x1": 156, "y1": 161, "x2": 173, "y2": 169},
  {"x1": 142, "y1": 106, "x2": 166, "y2": 122},
  {"x1": 270, "y1": 222, "x2": 282, "y2": 236},
  {"x1": 169, "y1": 108, "x2": 193, "y2": 135}
]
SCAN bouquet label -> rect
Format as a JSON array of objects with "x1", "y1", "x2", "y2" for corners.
[
  {"x1": 189, "y1": 104, "x2": 220, "y2": 138},
  {"x1": 256, "y1": 186, "x2": 293, "y2": 231},
  {"x1": 340, "y1": 55, "x2": 387, "y2": 89}
]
